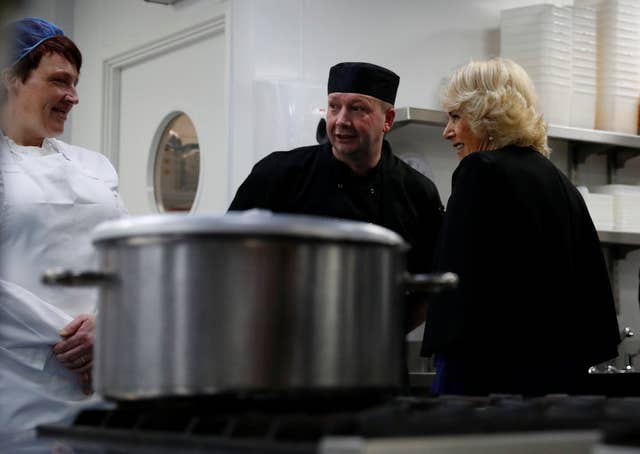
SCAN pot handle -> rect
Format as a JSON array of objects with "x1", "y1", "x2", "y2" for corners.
[
  {"x1": 42, "y1": 268, "x2": 114, "y2": 286},
  {"x1": 403, "y1": 272, "x2": 458, "y2": 294}
]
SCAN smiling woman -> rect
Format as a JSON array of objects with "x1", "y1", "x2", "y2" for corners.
[
  {"x1": 6, "y1": 52, "x2": 79, "y2": 143},
  {"x1": 442, "y1": 111, "x2": 486, "y2": 161},
  {"x1": 421, "y1": 58, "x2": 620, "y2": 396},
  {"x1": 0, "y1": 17, "x2": 127, "y2": 431}
]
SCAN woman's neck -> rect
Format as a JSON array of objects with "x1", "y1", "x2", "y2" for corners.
[{"x1": 0, "y1": 105, "x2": 44, "y2": 147}]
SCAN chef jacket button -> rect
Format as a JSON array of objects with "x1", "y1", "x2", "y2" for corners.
[{"x1": 337, "y1": 183, "x2": 343, "y2": 189}]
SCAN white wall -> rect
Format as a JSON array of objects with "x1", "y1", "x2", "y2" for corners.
[
  {"x1": 228, "y1": 0, "x2": 574, "y2": 197},
  {"x1": 70, "y1": 0, "x2": 227, "y2": 155},
  {"x1": 4, "y1": 0, "x2": 229, "y2": 153},
  {"x1": 5, "y1": 0, "x2": 74, "y2": 47}
]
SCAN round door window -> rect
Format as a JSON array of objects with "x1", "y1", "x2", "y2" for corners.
[{"x1": 153, "y1": 112, "x2": 200, "y2": 212}]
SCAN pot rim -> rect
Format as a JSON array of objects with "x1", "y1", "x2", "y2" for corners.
[{"x1": 93, "y1": 210, "x2": 407, "y2": 247}]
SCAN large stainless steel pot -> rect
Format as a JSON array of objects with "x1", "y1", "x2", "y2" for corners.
[{"x1": 44, "y1": 211, "x2": 456, "y2": 400}]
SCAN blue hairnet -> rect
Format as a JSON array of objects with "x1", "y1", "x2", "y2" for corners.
[{"x1": 7, "y1": 17, "x2": 65, "y2": 66}]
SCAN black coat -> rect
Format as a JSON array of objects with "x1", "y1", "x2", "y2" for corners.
[
  {"x1": 421, "y1": 146, "x2": 620, "y2": 393},
  {"x1": 229, "y1": 141, "x2": 443, "y2": 274}
]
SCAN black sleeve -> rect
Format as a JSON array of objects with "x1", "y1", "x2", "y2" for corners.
[
  {"x1": 569, "y1": 188, "x2": 620, "y2": 364},
  {"x1": 421, "y1": 154, "x2": 498, "y2": 355},
  {"x1": 407, "y1": 180, "x2": 443, "y2": 274},
  {"x1": 228, "y1": 153, "x2": 285, "y2": 212}
]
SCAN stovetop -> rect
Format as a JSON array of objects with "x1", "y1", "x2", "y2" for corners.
[{"x1": 36, "y1": 393, "x2": 640, "y2": 453}]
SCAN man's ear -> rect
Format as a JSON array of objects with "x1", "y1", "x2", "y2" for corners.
[{"x1": 382, "y1": 107, "x2": 396, "y2": 133}]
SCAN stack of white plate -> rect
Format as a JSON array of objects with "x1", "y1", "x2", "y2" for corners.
[
  {"x1": 577, "y1": 0, "x2": 640, "y2": 134},
  {"x1": 577, "y1": 186, "x2": 614, "y2": 231},
  {"x1": 591, "y1": 184, "x2": 640, "y2": 232},
  {"x1": 500, "y1": 5, "x2": 572, "y2": 126},
  {"x1": 571, "y1": 6, "x2": 597, "y2": 129}
]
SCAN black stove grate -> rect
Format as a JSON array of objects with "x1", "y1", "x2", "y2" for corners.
[{"x1": 38, "y1": 393, "x2": 640, "y2": 452}]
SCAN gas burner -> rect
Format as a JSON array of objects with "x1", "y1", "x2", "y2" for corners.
[
  {"x1": 37, "y1": 395, "x2": 640, "y2": 453},
  {"x1": 110, "y1": 387, "x2": 400, "y2": 413}
]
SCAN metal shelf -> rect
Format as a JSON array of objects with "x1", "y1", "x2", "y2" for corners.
[
  {"x1": 548, "y1": 125, "x2": 640, "y2": 149},
  {"x1": 394, "y1": 107, "x2": 640, "y2": 149},
  {"x1": 393, "y1": 107, "x2": 640, "y2": 170},
  {"x1": 599, "y1": 230, "x2": 640, "y2": 247},
  {"x1": 393, "y1": 107, "x2": 640, "y2": 250},
  {"x1": 599, "y1": 230, "x2": 640, "y2": 259},
  {"x1": 393, "y1": 107, "x2": 448, "y2": 129}
]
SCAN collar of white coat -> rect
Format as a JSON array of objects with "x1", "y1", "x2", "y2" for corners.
[{"x1": 0, "y1": 132, "x2": 70, "y2": 162}]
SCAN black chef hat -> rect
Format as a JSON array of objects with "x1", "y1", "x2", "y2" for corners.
[{"x1": 328, "y1": 62, "x2": 400, "y2": 105}]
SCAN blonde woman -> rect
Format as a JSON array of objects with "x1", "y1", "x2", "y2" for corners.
[{"x1": 421, "y1": 58, "x2": 620, "y2": 396}]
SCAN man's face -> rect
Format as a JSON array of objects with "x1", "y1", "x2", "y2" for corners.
[
  {"x1": 7, "y1": 52, "x2": 79, "y2": 145},
  {"x1": 326, "y1": 92, "x2": 393, "y2": 161}
]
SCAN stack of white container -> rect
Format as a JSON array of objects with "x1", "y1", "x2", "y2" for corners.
[
  {"x1": 500, "y1": 5, "x2": 572, "y2": 126},
  {"x1": 592, "y1": 0, "x2": 640, "y2": 134},
  {"x1": 571, "y1": 5, "x2": 598, "y2": 129},
  {"x1": 501, "y1": 1, "x2": 640, "y2": 133},
  {"x1": 577, "y1": 186, "x2": 614, "y2": 231},
  {"x1": 591, "y1": 185, "x2": 640, "y2": 232}
]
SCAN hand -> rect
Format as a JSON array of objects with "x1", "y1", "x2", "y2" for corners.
[{"x1": 54, "y1": 314, "x2": 95, "y2": 394}]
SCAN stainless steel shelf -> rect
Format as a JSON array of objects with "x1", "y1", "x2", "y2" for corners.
[
  {"x1": 393, "y1": 107, "x2": 640, "y2": 149},
  {"x1": 598, "y1": 230, "x2": 640, "y2": 248},
  {"x1": 393, "y1": 107, "x2": 640, "y2": 250},
  {"x1": 548, "y1": 125, "x2": 640, "y2": 149},
  {"x1": 393, "y1": 107, "x2": 447, "y2": 129}
]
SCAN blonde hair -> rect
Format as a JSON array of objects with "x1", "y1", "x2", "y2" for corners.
[{"x1": 440, "y1": 58, "x2": 550, "y2": 157}]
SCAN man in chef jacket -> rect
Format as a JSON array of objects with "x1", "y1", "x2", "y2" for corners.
[{"x1": 229, "y1": 62, "x2": 444, "y2": 330}]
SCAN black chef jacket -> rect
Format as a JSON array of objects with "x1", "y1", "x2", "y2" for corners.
[
  {"x1": 229, "y1": 140, "x2": 443, "y2": 274},
  {"x1": 421, "y1": 145, "x2": 620, "y2": 395}
]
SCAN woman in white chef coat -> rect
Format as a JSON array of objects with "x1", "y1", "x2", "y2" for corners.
[{"x1": 0, "y1": 17, "x2": 126, "y2": 432}]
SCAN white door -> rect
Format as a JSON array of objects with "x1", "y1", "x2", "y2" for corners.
[{"x1": 117, "y1": 30, "x2": 227, "y2": 215}]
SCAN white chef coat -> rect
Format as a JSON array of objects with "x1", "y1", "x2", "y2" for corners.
[
  {"x1": 0, "y1": 135, "x2": 126, "y2": 316},
  {"x1": 0, "y1": 134, "x2": 125, "y2": 432}
]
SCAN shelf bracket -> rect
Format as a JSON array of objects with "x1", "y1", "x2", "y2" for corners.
[
  {"x1": 603, "y1": 244, "x2": 640, "y2": 315},
  {"x1": 569, "y1": 144, "x2": 639, "y2": 169},
  {"x1": 605, "y1": 244, "x2": 640, "y2": 261},
  {"x1": 572, "y1": 143, "x2": 616, "y2": 166},
  {"x1": 610, "y1": 148, "x2": 640, "y2": 170}
]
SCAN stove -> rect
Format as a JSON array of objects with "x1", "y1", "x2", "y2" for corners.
[{"x1": 35, "y1": 391, "x2": 640, "y2": 453}]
